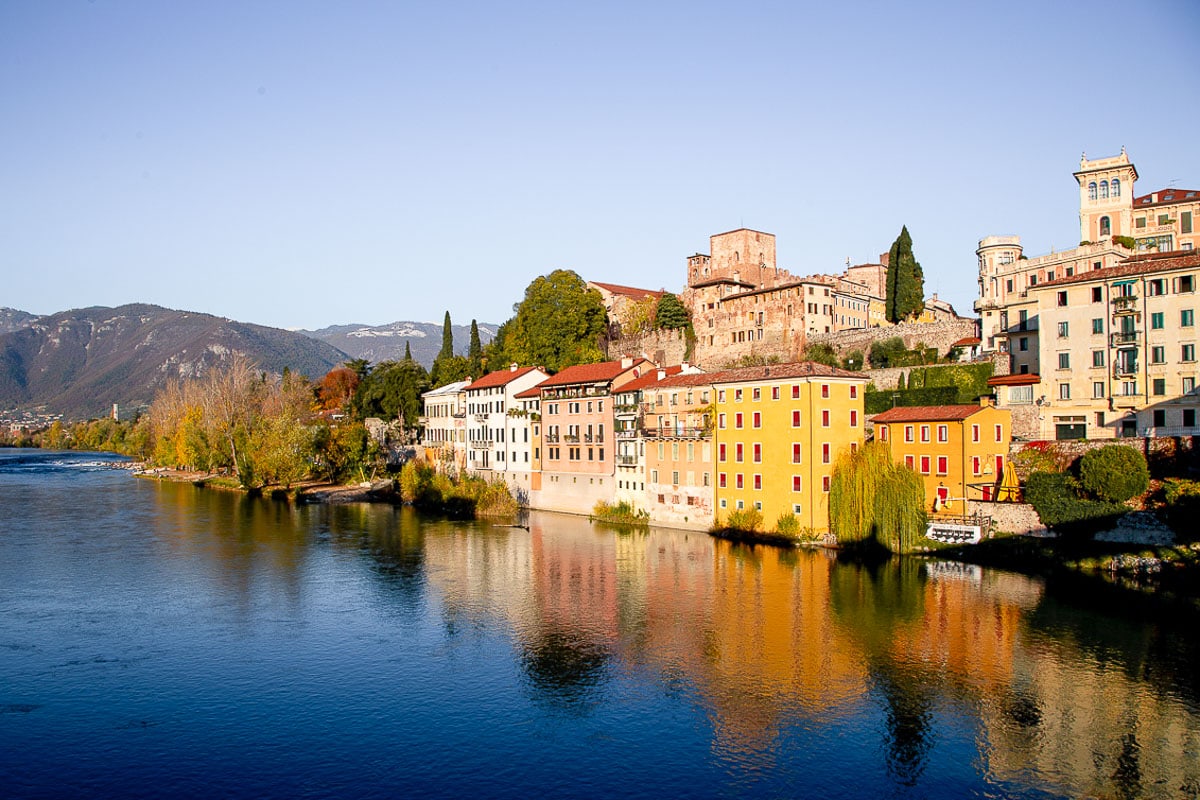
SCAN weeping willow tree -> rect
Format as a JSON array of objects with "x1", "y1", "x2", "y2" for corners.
[{"x1": 829, "y1": 441, "x2": 927, "y2": 553}]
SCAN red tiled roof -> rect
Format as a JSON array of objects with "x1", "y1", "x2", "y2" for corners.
[
  {"x1": 872, "y1": 404, "x2": 989, "y2": 423},
  {"x1": 514, "y1": 387, "x2": 542, "y2": 399},
  {"x1": 653, "y1": 372, "x2": 715, "y2": 388},
  {"x1": 987, "y1": 373, "x2": 1041, "y2": 387},
  {"x1": 1134, "y1": 189, "x2": 1200, "y2": 209},
  {"x1": 1037, "y1": 250, "x2": 1200, "y2": 288},
  {"x1": 616, "y1": 365, "x2": 685, "y2": 392},
  {"x1": 689, "y1": 277, "x2": 755, "y2": 290},
  {"x1": 709, "y1": 361, "x2": 862, "y2": 384},
  {"x1": 588, "y1": 281, "x2": 666, "y2": 300},
  {"x1": 952, "y1": 337, "x2": 981, "y2": 346},
  {"x1": 465, "y1": 366, "x2": 545, "y2": 391},
  {"x1": 538, "y1": 359, "x2": 651, "y2": 388}
]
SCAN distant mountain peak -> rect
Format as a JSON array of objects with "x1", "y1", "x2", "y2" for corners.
[{"x1": 302, "y1": 319, "x2": 496, "y2": 367}]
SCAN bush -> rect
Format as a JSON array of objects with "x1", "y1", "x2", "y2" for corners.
[
  {"x1": 1024, "y1": 471, "x2": 1127, "y2": 535},
  {"x1": 723, "y1": 507, "x2": 763, "y2": 533},
  {"x1": 591, "y1": 500, "x2": 649, "y2": 526},
  {"x1": 864, "y1": 386, "x2": 958, "y2": 415},
  {"x1": 774, "y1": 513, "x2": 820, "y2": 542},
  {"x1": 1079, "y1": 445, "x2": 1149, "y2": 503},
  {"x1": 1160, "y1": 478, "x2": 1200, "y2": 539}
]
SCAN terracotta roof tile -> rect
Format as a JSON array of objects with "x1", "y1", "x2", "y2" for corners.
[
  {"x1": 465, "y1": 366, "x2": 545, "y2": 391},
  {"x1": 616, "y1": 365, "x2": 685, "y2": 392},
  {"x1": 987, "y1": 374, "x2": 1041, "y2": 386},
  {"x1": 872, "y1": 404, "x2": 989, "y2": 423},
  {"x1": 1134, "y1": 189, "x2": 1200, "y2": 209},
  {"x1": 709, "y1": 361, "x2": 863, "y2": 384},
  {"x1": 588, "y1": 281, "x2": 665, "y2": 300},
  {"x1": 1037, "y1": 250, "x2": 1200, "y2": 288},
  {"x1": 953, "y1": 337, "x2": 982, "y2": 346},
  {"x1": 513, "y1": 387, "x2": 542, "y2": 399},
  {"x1": 538, "y1": 359, "x2": 651, "y2": 388}
]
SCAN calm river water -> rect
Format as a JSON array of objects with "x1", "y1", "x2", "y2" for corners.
[{"x1": 2, "y1": 449, "x2": 1199, "y2": 799}]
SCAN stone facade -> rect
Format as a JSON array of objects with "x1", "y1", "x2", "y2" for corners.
[{"x1": 808, "y1": 317, "x2": 979, "y2": 361}]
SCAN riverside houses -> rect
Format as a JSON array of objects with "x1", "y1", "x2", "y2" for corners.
[
  {"x1": 464, "y1": 365, "x2": 549, "y2": 476},
  {"x1": 535, "y1": 357, "x2": 652, "y2": 515},
  {"x1": 711, "y1": 362, "x2": 866, "y2": 533},
  {"x1": 419, "y1": 379, "x2": 470, "y2": 473},
  {"x1": 642, "y1": 372, "x2": 716, "y2": 528},
  {"x1": 611, "y1": 365, "x2": 686, "y2": 510},
  {"x1": 873, "y1": 402, "x2": 1012, "y2": 515}
]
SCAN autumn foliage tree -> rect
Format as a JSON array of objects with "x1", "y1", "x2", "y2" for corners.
[{"x1": 317, "y1": 367, "x2": 360, "y2": 411}]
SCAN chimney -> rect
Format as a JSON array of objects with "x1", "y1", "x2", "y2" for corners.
[
  {"x1": 510, "y1": 363, "x2": 518, "y2": 372},
  {"x1": 681, "y1": 361, "x2": 690, "y2": 372},
  {"x1": 621, "y1": 355, "x2": 633, "y2": 369},
  {"x1": 657, "y1": 368, "x2": 666, "y2": 380}
]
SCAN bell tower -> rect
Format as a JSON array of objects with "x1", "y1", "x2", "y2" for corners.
[{"x1": 1074, "y1": 147, "x2": 1137, "y2": 244}]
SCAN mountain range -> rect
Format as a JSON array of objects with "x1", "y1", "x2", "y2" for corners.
[
  {"x1": 0, "y1": 306, "x2": 499, "y2": 420},
  {"x1": 300, "y1": 320, "x2": 496, "y2": 366}
]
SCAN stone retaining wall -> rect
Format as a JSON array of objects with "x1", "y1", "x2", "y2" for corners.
[
  {"x1": 975, "y1": 501, "x2": 1047, "y2": 537},
  {"x1": 808, "y1": 318, "x2": 978, "y2": 359}
]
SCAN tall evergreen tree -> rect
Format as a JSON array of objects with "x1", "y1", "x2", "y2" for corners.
[
  {"x1": 430, "y1": 311, "x2": 455, "y2": 387},
  {"x1": 468, "y1": 319, "x2": 483, "y2": 376},
  {"x1": 404, "y1": 341, "x2": 412, "y2": 361},
  {"x1": 886, "y1": 226, "x2": 925, "y2": 323}
]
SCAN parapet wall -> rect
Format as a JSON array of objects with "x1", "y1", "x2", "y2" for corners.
[{"x1": 808, "y1": 318, "x2": 978, "y2": 358}]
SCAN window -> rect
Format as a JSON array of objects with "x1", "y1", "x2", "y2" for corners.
[
  {"x1": 1152, "y1": 312, "x2": 1164, "y2": 330},
  {"x1": 905, "y1": 455, "x2": 915, "y2": 469},
  {"x1": 1184, "y1": 310, "x2": 1195, "y2": 327},
  {"x1": 792, "y1": 385, "x2": 800, "y2": 399},
  {"x1": 718, "y1": 443, "x2": 727, "y2": 462},
  {"x1": 850, "y1": 410, "x2": 858, "y2": 427},
  {"x1": 1100, "y1": 181, "x2": 1109, "y2": 199},
  {"x1": 1093, "y1": 350, "x2": 1105, "y2": 368},
  {"x1": 1092, "y1": 287, "x2": 1103, "y2": 303},
  {"x1": 1094, "y1": 382, "x2": 1105, "y2": 399},
  {"x1": 718, "y1": 390, "x2": 726, "y2": 402},
  {"x1": 718, "y1": 413, "x2": 726, "y2": 429},
  {"x1": 905, "y1": 425, "x2": 914, "y2": 442},
  {"x1": 919, "y1": 456, "x2": 930, "y2": 474},
  {"x1": 1152, "y1": 346, "x2": 1165, "y2": 364},
  {"x1": 752, "y1": 411, "x2": 761, "y2": 428},
  {"x1": 1179, "y1": 275, "x2": 1195, "y2": 293},
  {"x1": 1153, "y1": 378, "x2": 1166, "y2": 396},
  {"x1": 1059, "y1": 383, "x2": 1071, "y2": 400},
  {"x1": 792, "y1": 410, "x2": 801, "y2": 427},
  {"x1": 1183, "y1": 212, "x2": 1193, "y2": 235},
  {"x1": 753, "y1": 474, "x2": 762, "y2": 490},
  {"x1": 735, "y1": 412, "x2": 743, "y2": 428},
  {"x1": 1099, "y1": 216, "x2": 1111, "y2": 236},
  {"x1": 936, "y1": 456, "x2": 948, "y2": 475},
  {"x1": 1184, "y1": 344, "x2": 1196, "y2": 363},
  {"x1": 735, "y1": 443, "x2": 744, "y2": 462},
  {"x1": 821, "y1": 443, "x2": 830, "y2": 464},
  {"x1": 850, "y1": 385, "x2": 858, "y2": 399},
  {"x1": 753, "y1": 443, "x2": 761, "y2": 463},
  {"x1": 920, "y1": 425, "x2": 930, "y2": 443},
  {"x1": 821, "y1": 384, "x2": 830, "y2": 398},
  {"x1": 792, "y1": 443, "x2": 802, "y2": 463},
  {"x1": 1136, "y1": 217, "x2": 1146, "y2": 229},
  {"x1": 672, "y1": 470, "x2": 680, "y2": 485},
  {"x1": 822, "y1": 476, "x2": 831, "y2": 493},
  {"x1": 1058, "y1": 353, "x2": 1070, "y2": 370},
  {"x1": 752, "y1": 388, "x2": 760, "y2": 401},
  {"x1": 1148, "y1": 278, "x2": 1166, "y2": 296},
  {"x1": 879, "y1": 425, "x2": 888, "y2": 441},
  {"x1": 1186, "y1": 409, "x2": 1197, "y2": 427},
  {"x1": 772, "y1": 386, "x2": 780, "y2": 400},
  {"x1": 972, "y1": 424, "x2": 980, "y2": 442},
  {"x1": 719, "y1": 473, "x2": 726, "y2": 488},
  {"x1": 972, "y1": 456, "x2": 981, "y2": 476},
  {"x1": 735, "y1": 389, "x2": 743, "y2": 401},
  {"x1": 1019, "y1": 338, "x2": 1028, "y2": 352},
  {"x1": 1092, "y1": 318, "x2": 1104, "y2": 334},
  {"x1": 822, "y1": 410, "x2": 830, "y2": 427},
  {"x1": 792, "y1": 476, "x2": 802, "y2": 492},
  {"x1": 995, "y1": 424, "x2": 1003, "y2": 442},
  {"x1": 1185, "y1": 377, "x2": 1196, "y2": 394},
  {"x1": 1088, "y1": 181, "x2": 1097, "y2": 201},
  {"x1": 1057, "y1": 291, "x2": 1068, "y2": 307},
  {"x1": 1058, "y1": 321, "x2": 1069, "y2": 337},
  {"x1": 1112, "y1": 178, "x2": 1121, "y2": 197},
  {"x1": 736, "y1": 474, "x2": 744, "y2": 489}
]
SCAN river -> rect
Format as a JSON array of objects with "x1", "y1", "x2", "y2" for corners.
[{"x1": 2, "y1": 448, "x2": 1199, "y2": 798}]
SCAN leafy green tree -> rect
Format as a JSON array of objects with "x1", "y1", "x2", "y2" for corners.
[
  {"x1": 829, "y1": 441, "x2": 927, "y2": 553},
  {"x1": 885, "y1": 226, "x2": 925, "y2": 323},
  {"x1": 802, "y1": 343, "x2": 840, "y2": 368},
  {"x1": 504, "y1": 269, "x2": 606, "y2": 372},
  {"x1": 655, "y1": 293, "x2": 690, "y2": 330},
  {"x1": 351, "y1": 358, "x2": 430, "y2": 428},
  {"x1": 841, "y1": 349, "x2": 865, "y2": 371},
  {"x1": 345, "y1": 358, "x2": 372, "y2": 380},
  {"x1": 1080, "y1": 445, "x2": 1149, "y2": 503}
]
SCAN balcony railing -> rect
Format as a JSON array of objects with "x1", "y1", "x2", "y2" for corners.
[
  {"x1": 1113, "y1": 362, "x2": 1139, "y2": 378},
  {"x1": 642, "y1": 426, "x2": 708, "y2": 439},
  {"x1": 468, "y1": 439, "x2": 492, "y2": 450},
  {"x1": 616, "y1": 455, "x2": 639, "y2": 466},
  {"x1": 583, "y1": 434, "x2": 604, "y2": 444},
  {"x1": 1111, "y1": 331, "x2": 1139, "y2": 346},
  {"x1": 614, "y1": 403, "x2": 639, "y2": 414},
  {"x1": 563, "y1": 434, "x2": 580, "y2": 443},
  {"x1": 1111, "y1": 295, "x2": 1139, "y2": 312},
  {"x1": 544, "y1": 433, "x2": 560, "y2": 443},
  {"x1": 614, "y1": 429, "x2": 638, "y2": 440},
  {"x1": 1112, "y1": 395, "x2": 1140, "y2": 409}
]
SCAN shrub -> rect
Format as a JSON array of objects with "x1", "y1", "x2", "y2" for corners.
[
  {"x1": 723, "y1": 507, "x2": 763, "y2": 533},
  {"x1": 591, "y1": 500, "x2": 649, "y2": 526},
  {"x1": 1161, "y1": 478, "x2": 1200, "y2": 539},
  {"x1": 1079, "y1": 445, "x2": 1149, "y2": 503},
  {"x1": 1024, "y1": 471, "x2": 1127, "y2": 535},
  {"x1": 774, "y1": 512, "x2": 800, "y2": 536}
]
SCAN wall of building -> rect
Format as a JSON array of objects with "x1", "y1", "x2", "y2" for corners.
[{"x1": 807, "y1": 317, "x2": 978, "y2": 361}]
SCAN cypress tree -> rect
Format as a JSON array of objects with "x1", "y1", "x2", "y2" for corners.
[
  {"x1": 404, "y1": 341, "x2": 412, "y2": 361},
  {"x1": 468, "y1": 320, "x2": 482, "y2": 365},
  {"x1": 886, "y1": 226, "x2": 925, "y2": 323},
  {"x1": 431, "y1": 311, "x2": 454, "y2": 386}
]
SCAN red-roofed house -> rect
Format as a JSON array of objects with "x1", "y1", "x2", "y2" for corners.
[
  {"x1": 873, "y1": 401, "x2": 1011, "y2": 515},
  {"x1": 535, "y1": 357, "x2": 653, "y2": 514},
  {"x1": 464, "y1": 365, "x2": 549, "y2": 485}
]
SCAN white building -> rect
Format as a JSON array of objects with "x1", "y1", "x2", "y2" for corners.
[
  {"x1": 464, "y1": 364, "x2": 549, "y2": 477},
  {"x1": 419, "y1": 380, "x2": 470, "y2": 474}
]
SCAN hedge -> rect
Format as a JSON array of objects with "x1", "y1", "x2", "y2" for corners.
[
  {"x1": 1024, "y1": 471, "x2": 1127, "y2": 535},
  {"x1": 864, "y1": 386, "x2": 959, "y2": 415}
]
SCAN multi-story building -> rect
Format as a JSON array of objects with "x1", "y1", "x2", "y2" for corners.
[
  {"x1": 535, "y1": 357, "x2": 652, "y2": 514},
  {"x1": 463, "y1": 365, "x2": 549, "y2": 475},
  {"x1": 1026, "y1": 250, "x2": 1200, "y2": 440},
  {"x1": 419, "y1": 379, "x2": 469, "y2": 473},
  {"x1": 977, "y1": 149, "x2": 1196, "y2": 372},
  {"x1": 610, "y1": 365, "x2": 693, "y2": 510},
  {"x1": 873, "y1": 402, "x2": 1012, "y2": 515},
  {"x1": 710, "y1": 362, "x2": 867, "y2": 533},
  {"x1": 641, "y1": 372, "x2": 715, "y2": 528}
]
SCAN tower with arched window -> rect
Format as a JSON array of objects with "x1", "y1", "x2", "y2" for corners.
[{"x1": 1074, "y1": 148, "x2": 1137, "y2": 244}]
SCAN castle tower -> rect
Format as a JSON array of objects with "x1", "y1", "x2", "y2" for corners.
[
  {"x1": 1074, "y1": 148, "x2": 1137, "y2": 244},
  {"x1": 692, "y1": 228, "x2": 776, "y2": 289}
]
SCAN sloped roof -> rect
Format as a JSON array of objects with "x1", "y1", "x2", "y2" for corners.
[
  {"x1": 708, "y1": 361, "x2": 862, "y2": 384},
  {"x1": 1134, "y1": 189, "x2": 1200, "y2": 209},
  {"x1": 588, "y1": 281, "x2": 665, "y2": 300},
  {"x1": 987, "y1": 373, "x2": 1041, "y2": 387},
  {"x1": 1037, "y1": 250, "x2": 1200, "y2": 289},
  {"x1": 615, "y1": 365, "x2": 686, "y2": 392},
  {"x1": 465, "y1": 366, "x2": 544, "y2": 391},
  {"x1": 953, "y1": 337, "x2": 982, "y2": 347},
  {"x1": 539, "y1": 359, "x2": 651, "y2": 388},
  {"x1": 872, "y1": 404, "x2": 990, "y2": 423},
  {"x1": 514, "y1": 386, "x2": 542, "y2": 399},
  {"x1": 422, "y1": 379, "x2": 471, "y2": 398}
]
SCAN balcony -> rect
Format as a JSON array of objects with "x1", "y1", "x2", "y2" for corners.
[
  {"x1": 1112, "y1": 395, "x2": 1141, "y2": 409},
  {"x1": 1111, "y1": 295, "x2": 1139, "y2": 313},
  {"x1": 544, "y1": 433, "x2": 560, "y2": 443},
  {"x1": 614, "y1": 429, "x2": 638, "y2": 440},
  {"x1": 614, "y1": 403, "x2": 639, "y2": 416},
  {"x1": 642, "y1": 426, "x2": 708, "y2": 439},
  {"x1": 563, "y1": 434, "x2": 580, "y2": 443},
  {"x1": 616, "y1": 455, "x2": 639, "y2": 466},
  {"x1": 473, "y1": 412, "x2": 489, "y2": 422},
  {"x1": 583, "y1": 434, "x2": 604, "y2": 444},
  {"x1": 1113, "y1": 362, "x2": 1140, "y2": 379},
  {"x1": 1111, "y1": 331, "x2": 1139, "y2": 346},
  {"x1": 468, "y1": 439, "x2": 493, "y2": 450}
]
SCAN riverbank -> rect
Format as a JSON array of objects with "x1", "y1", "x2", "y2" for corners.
[{"x1": 134, "y1": 467, "x2": 399, "y2": 504}]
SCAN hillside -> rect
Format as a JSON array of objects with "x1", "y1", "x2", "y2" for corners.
[
  {"x1": 302, "y1": 320, "x2": 497, "y2": 367},
  {"x1": 0, "y1": 307, "x2": 39, "y2": 335},
  {"x1": 0, "y1": 304, "x2": 348, "y2": 419}
]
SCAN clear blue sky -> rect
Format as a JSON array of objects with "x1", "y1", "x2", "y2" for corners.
[{"x1": 4, "y1": 0, "x2": 1199, "y2": 330}]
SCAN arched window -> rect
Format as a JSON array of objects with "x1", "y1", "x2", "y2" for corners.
[
  {"x1": 1088, "y1": 182, "x2": 1098, "y2": 201},
  {"x1": 1100, "y1": 180, "x2": 1109, "y2": 199},
  {"x1": 733, "y1": 250, "x2": 740, "y2": 263},
  {"x1": 1112, "y1": 178, "x2": 1121, "y2": 197},
  {"x1": 1100, "y1": 216, "x2": 1111, "y2": 236}
]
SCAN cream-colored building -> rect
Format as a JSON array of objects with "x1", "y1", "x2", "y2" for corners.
[
  {"x1": 419, "y1": 380, "x2": 470, "y2": 473},
  {"x1": 1028, "y1": 250, "x2": 1200, "y2": 440}
]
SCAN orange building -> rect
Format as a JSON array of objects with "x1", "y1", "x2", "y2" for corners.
[{"x1": 873, "y1": 402, "x2": 1012, "y2": 515}]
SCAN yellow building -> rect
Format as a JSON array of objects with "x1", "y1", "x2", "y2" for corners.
[
  {"x1": 711, "y1": 362, "x2": 867, "y2": 533},
  {"x1": 873, "y1": 402, "x2": 1012, "y2": 515}
]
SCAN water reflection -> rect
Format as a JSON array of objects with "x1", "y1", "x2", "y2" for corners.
[{"x1": 33, "y1": 472, "x2": 1199, "y2": 797}]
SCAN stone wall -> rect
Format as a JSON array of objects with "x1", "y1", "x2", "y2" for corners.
[
  {"x1": 605, "y1": 327, "x2": 690, "y2": 367},
  {"x1": 974, "y1": 501, "x2": 1048, "y2": 536},
  {"x1": 1010, "y1": 435, "x2": 1200, "y2": 477},
  {"x1": 808, "y1": 318, "x2": 979, "y2": 360}
]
